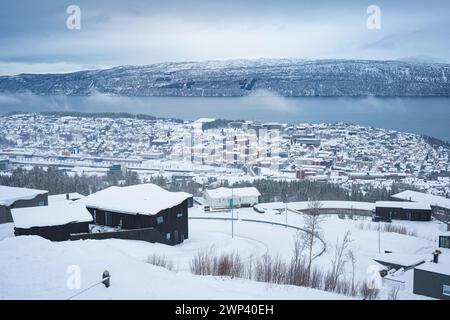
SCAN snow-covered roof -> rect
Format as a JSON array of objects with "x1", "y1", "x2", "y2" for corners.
[
  {"x1": 205, "y1": 187, "x2": 261, "y2": 199},
  {"x1": 415, "y1": 249, "x2": 450, "y2": 276},
  {"x1": 11, "y1": 203, "x2": 92, "y2": 229},
  {"x1": 373, "y1": 253, "x2": 426, "y2": 268},
  {"x1": 391, "y1": 190, "x2": 450, "y2": 209},
  {"x1": 78, "y1": 184, "x2": 192, "y2": 216},
  {"x1": 195, "y1": 118, "x2": 216, "y2": 123},
  {"x1": 289, "y1": 201, "x2": 375, "y2": 212},
  {"x1": 0, "y1": 185, "x2": 48, "y2": 207},
  {"x1": 48, "y1": 193, "x2": 84, "y2": 205},
  {"x1": 375, "y1": 201, "x2": 431, "y2": 210},
  {"x1": 254, "y1": 201, "x2": 375, "y2": 212}
]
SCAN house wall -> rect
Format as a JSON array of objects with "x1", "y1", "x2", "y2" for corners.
[
  {"x1": 432, "y1": 206, "x2": 450, "y2": 224},
  {"x1": 86, "y1": 199, "x2": 189, "y2": 245},
  {"x1": 14, "y1": 221, "x2": 90, "y2": 242},
  {"x1": 9, "y1": 193, "x2": 48, "y2": 209},
  {"x1": 205, "y1": 194, "x2": 259, "y2": 209},
  {"x1": 0, "y1": 193, "x2": 48, "y2": 224},
  {"x1": 0, "y1": 205, "x2": 12, "y2": 224},
  {"x1": 70, "y1": 227, "x2": 169, "y2": 244},
  {"x1": 439, "y1": 236, "x2": 450, "y2": 249},
  {"x1": 376, "y1": 207, "x2": 431, "y2": 221},
  {"x1": 413, "y1": 268, "x2": 450, "y2": 300}
]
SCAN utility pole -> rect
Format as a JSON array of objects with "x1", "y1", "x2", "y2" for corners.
[
  {"x1": 231, "y1": 187, "x2": 234, "y2": 238},
  {"x1": 285, "y1": 194, "x2": 288, "y2": 227},
  {"x1": 378, "y1": 221, "x2": 381, "y2": 254}
]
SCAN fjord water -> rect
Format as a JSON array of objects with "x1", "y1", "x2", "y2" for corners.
[{"x1": 0, "y1": 94, "x2": 449, "y2": 142}]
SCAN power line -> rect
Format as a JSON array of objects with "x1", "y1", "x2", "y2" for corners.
[{"x1": 67, "y1": 271, "x2": 110, "y2": 300}]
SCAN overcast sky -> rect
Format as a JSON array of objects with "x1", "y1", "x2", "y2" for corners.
[{"x1": 0, "y1": 0, "x2": 449, "y2": 75}]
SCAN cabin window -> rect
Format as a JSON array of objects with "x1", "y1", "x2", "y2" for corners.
[
  {"x1": 177, "y1": 212, "x2": 183, "y2": 218},
  {"x1": 157, "y1": 216, "x2": 164, "y2": 224},
  {"x1": 93, "y1": 209, "x2": 97, "y2": 223},
  {"x1": 166, "y1": 232, "x2": 171, "y2": 240},
  {"x1": 38, "y1": 201, "x2": 45, "y2": 206},
  {"x1": 440, "y1": 236, "x2": 450, "y2": 249},
  {"x1": 443, "y1": 285, "x2": 450, "y2": 296}
]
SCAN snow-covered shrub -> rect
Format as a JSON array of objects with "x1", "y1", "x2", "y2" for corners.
[
  {"x1": 190, "y1": 251, "x2": 243, "y2": 278},
  {"x1": 360, "y1": 282, "x2": 380, "y2": 300},
  {"x1": 147, "y1": 254, "x2": 174, "y2": 271},
  {"x1": 190, "y1": 251, "x2": 213, "y2": 275}
]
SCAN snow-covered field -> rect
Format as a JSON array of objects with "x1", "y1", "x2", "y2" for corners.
[{"x1": 0, "y1": 205, "x2": 446, "y2": 300}]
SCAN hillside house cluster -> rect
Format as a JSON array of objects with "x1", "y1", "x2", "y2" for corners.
[{"x1": 1, "y1": 184, "x2": 192, "y2": 246}]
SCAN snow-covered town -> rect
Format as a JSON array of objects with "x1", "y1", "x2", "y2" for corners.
[
  {"x1": 0, "y1": 183, "x2": 450, "y2": 300},
  {"x1": 1, "y1": 0, "x2": 450, "y2": 306},
  {"x1": 0, "y1": 113, "x2": 449, "y2": 197},
  {"x1": 1, "y1": 112, "x2": 450, "y2": 300}
]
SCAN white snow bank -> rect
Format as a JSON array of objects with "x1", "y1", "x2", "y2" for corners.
[
  {"x1": 78, "y1": 184, "x2": 192, "y2": 216},
  {"x1": 0, "y1": 223, "x2": 14, "y2": 241},
  {"x1": 0, "y1": 236, "x2": 348, "y2": 300},
  {"x1": 0, "y1": 185, "x2": 47, "y2": 206},
  {"x1": 11, "y1": 203, "x2": 92, "y2": 229}
]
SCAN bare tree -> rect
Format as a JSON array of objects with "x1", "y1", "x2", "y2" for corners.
[
  {"x1": 348, "y1": 249, "x2": 357, "y2": 296},
  {"x1": 388, "y1": 285, "x2": 400, "y2": 300},
  {"x1": 303, "y1": 200, "x2": 325, "y2": 283},
  {"x1": 327, "y1": 231, "x2": 353, "y2": 291}
]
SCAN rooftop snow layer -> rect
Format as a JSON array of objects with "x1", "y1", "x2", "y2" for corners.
[
  {"x1": 0, "y1": 185, "x2": 48, "y2": 207},
  {"x1": 205, "y1": 187, "x2": 261, "y2": 199},
  {"x1": 11, "y1": 203, "x2": 92, "y2": 229},
  {"x1": 373, "y1": 253, "x2": 426, "y2": 268},
  {"x1": 48, "y1": 193, "x2": 84, "y2": 205},
  {"x1": 375, "y1": 201, "x2": 431, "y2": 210},
  {"x1": 391, "y1": 190, "x2": 450, "y2": 209},
  {"x1": 78, "y1": 184, "x2": 192, "y2": 216},
  {"x1": 415, "y1": 249, "x2": 450, "y2": 276}
]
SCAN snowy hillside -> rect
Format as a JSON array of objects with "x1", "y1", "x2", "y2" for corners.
[
  {"x1": 0, "y1": 59, "x2": 449, "y2": 97},
  {"x1": 0, "y1": 228, "x2": 344, "y2": 300},
  {"x1": 0, "y1": 204, "x2": 446, "y2": 300}
]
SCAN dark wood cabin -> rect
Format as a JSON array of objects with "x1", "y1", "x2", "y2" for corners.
[
  {"x1": 375, "y1": 202, "x2": 431, "y2": 221},
  {"x1": 15, "y1": 221, "x2": 90, "y2": 242},
  {"x1": 0, "y1": 187, "x2": 48, "y2": 224},
  {"x1": 86, "y1": 198, "x2": 189, "y2": 246}
]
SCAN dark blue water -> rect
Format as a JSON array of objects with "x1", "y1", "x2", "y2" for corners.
[{"x1": 0, "y1": 94, "x2": 449, "y2": 141}]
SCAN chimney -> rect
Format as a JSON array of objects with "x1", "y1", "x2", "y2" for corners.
[
  {"x1": 432, "y1": 250, "x2": 441, "y2": 263},
  {"x1": 66, "y1": 193, "x2": 70, "y2": 200}
]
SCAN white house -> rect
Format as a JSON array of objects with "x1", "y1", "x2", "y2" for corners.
[{"x1": 203, "y1": 187, "x2": 261, "y2": 209}]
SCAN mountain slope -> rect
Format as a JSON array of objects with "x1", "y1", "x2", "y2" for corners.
[{"x1": 1, "y1": 59, "x2": 449, "y2": 97}]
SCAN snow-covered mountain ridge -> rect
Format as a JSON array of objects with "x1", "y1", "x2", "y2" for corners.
[{"x1": 1, "y1": 59, "x2": 449, "y2": 97}]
